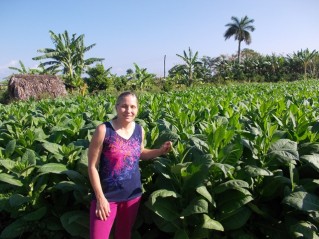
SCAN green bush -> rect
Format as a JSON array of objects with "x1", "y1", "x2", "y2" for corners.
[{"x1": 84, "y1": 64, "x2": 114, "y2": 92}]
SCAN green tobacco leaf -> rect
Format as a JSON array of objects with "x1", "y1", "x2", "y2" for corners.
[
  {"x1": 218, "y1": 206, "x2": 251, "y2": 230},
  {"x1": 183, "y1": 160, "x2": 211, "y2": 191},
  {"x1": 0, "y1": 218, "x2": 28, "y2": 238},
  {"x1": 150, "y1": 126, "x2": 159, "y2": 146},
  {"x1": 34, "y1": 127, "x2": 48, "y2": 142},
  {"x1": 202, "y1": 214, "x2": 224, "y2": 231},
  {"x1": 219, "y1": 141, "x2": 243, "y2": 165},
  {"x1": 153, "y1": 129, "x2": 179, "y2": 149},
  {"x1": 171, "y1": 162, "x2": 191, "y2": 176},
  {"x1": 153, "y1": 159, "x2": 172, "y2": 179},
  {"x1": 9, "y1": 194, "x2": 30, "y2": 207},
  {"x1": 217, "y1": 190, "x2": 253, "y2": 214},
  {"x1": 298, "y1": 142, "x2": 319, "y2": 156},
  {"x1": 210, "y1": 163, "x2": 234, "y2": 178},
  {"x1": 213, "y1": 125, "x2": 227, "y2": 146},
  {"x1": 146, "y1": 197, "x2": 180, "y2": 221},
  {"x1": 0, "y1": 173, "x2": 23, "y2": 186},
  {"x1": 42, "y1": 141, "x2": 62, "y2": 155},
  {"x1": 244, "y1": 165, "x2": 273, "y2": 177},
  {"x1": 282, "y1": 191, "x2": 319, "y2": 212},
  {"x1": 0, "y1": 159, "x2": 15, "y2": 171},
  {"x1": 149, "y1": 189, "x2": 180, "y2": 205},
  {"x1": 190, "y1": 227, "x2": 209, "y2": 239},
  {"x1": 289, "y1": 221, "x2": 319, "y2": 239},
  {"x1": 75, "y1": 149, "x2": 89, "y2": 177},
  {"x1": 300, "y1": 179, "x2": 319, "y2": 193},
  {"x1": 260, "y1": 175, "x2": 291, "y2": 198},
  {"x1": 151, "y1": 213, "x2": 179, "y2": 233},
  {"x1": 62, "y1": 170, "x2": 87, "y2": 185},
  {"x1": 247, "y1": 203, "x2": 272, "y2": 219},
  {"x1": 196, "y1": 185, "x2": 213, "y2": 204},
  {"x1": 311, "y1": 122, "x2": 319, "y2": 134},
  {"x1": 72, "y1": 139, "x2": 89, "y2": 148},
  {"x1": 214, "y1": 180, "x2": 250, "y2": 194},
  {"x1": 5, "y1": 139, "x2": 16, "y2": 158},
  {"x1": 189, "y1": 135, "x2": 209, "y2": 153},
  {"x1": 267, "y1": 139, "x2": 298, "y2": 164},
  {"x1": 23, "y1": 207, "x2": 47, "y2": 221},
  {"x1": 181, "y1": 198, "x2": 208, "y2": 216},
  {"x1": 53, "y1": 181, "x2": 78, "y2": 192},
  {"x1": 44, "y1": 217, "x2": 63, "y2": 231},
  {"x1": 174, "y1": 229, "x2": 189, "y2": 239},
  {"x1": 38, "y1": 163, "x2": 68, "y2": 174},
  {"x1": 60, "y1": 211, "x2": 89, "y2": 238},
  {"x1": 22, "y1": 149, "x2": 36, "y2": 165},
  {"x1": 300, "y1": 154, "x2": 319, "y2": 172}
]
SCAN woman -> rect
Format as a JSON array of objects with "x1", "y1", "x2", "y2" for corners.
[{"x1": 88, "y1": 91, "x2": 172, "y2": 239}]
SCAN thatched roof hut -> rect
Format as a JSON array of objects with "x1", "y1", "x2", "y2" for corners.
[{"x1": 8, "y1": 74, "x2": 68, "y2": 100}]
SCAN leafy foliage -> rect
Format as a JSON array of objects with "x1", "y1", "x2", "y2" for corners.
[
  {"x1": 32, "y1": 30, "x2": 104, "y2": 87},
  {"x1": 1, "y1": 81, "x2": 319, "y2": 238},
  {"x1": 84, "y1": 64, "x2": 114, "y2": 92}
]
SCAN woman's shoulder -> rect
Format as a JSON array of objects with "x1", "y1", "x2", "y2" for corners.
[{"x1": 96, "y1": 123, "x2": 107, "y2": 133}]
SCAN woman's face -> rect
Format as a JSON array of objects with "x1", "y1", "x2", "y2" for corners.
[{"x1": 116, "y1": 95, "x2": 138, "y2": 123}]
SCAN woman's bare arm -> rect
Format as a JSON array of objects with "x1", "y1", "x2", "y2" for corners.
[{"x1": 88, "y1": 124, "x2": 110, "y2": 220}]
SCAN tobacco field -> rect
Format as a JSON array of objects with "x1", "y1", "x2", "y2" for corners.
[{"x1": 0, "y1": 80, "x2": 319, "y2": 239}]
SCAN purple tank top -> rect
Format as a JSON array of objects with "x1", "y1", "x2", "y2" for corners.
[{"x1": 98, "y1": 121, "x2": 142, "y2": 202}]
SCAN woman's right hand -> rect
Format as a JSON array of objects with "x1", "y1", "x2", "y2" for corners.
[{"x1": 95, "y1": 197, "x2": 111, "y2": 220}]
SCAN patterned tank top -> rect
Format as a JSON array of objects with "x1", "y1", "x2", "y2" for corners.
[{"x1": 98, "y1": 121, "x2": 143, "y2": 202}]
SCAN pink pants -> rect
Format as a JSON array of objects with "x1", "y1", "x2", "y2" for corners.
[{"x1": 90, "y1": 196, "x2": 141, "y2": 239}]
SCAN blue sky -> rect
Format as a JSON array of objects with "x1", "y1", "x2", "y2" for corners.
[{"x1": 0, "y1": 0, "x2": 318, "y2": 79}]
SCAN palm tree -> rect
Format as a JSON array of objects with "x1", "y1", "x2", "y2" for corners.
[
  {"x1": 176, "y1": 47, "x2": 202, "y2": 86},
  {"x1": 290, "y1": 48, "x2": 318, "y2": 79},
  {"x1": 224, "y1": 16, "x2": 255, "y2": 63},
  {"x1": 8, "y1": 60, "x2": 28, "y2": 74},
  {"x1": 127, "y1": 63, "x2": 154, "y2": 90},
  {"x1": 8, "y1": 60, "x2": 58, "y2": 75},
  {"x1": 32, "y1": 30, "x2": 104, "y2": 80}
]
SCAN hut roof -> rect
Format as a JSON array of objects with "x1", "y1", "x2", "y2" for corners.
[{"x1": 8, "y1": 74, "x2": 68, "y2": 100}]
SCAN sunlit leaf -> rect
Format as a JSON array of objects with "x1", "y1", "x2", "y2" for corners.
[
  {"x1": 0, "y1": 173, "x2": 23, "y2": 186},
  {"x1": 196, "y1": 185, "x2": 213, "y2": 204},
  {"x1": 181, "y1": 198, "x2": 208, "y2": 216},
  {"x1": 282, "y1": 191, "x2": 319, "y2": 212},
  {"x1": 202, "y1": 214, "x2": 224, "y2": 231},
  {"x1": 300, "y1": 154, "x2": 319, "y2": 172},
  {"x1": 267, "y1": 139, "x2": 299, "y2": 164},
  {"x1": 5, "y1": 139, "x2": 16, "y2": 158},
  {"x1": 38, "y1": 163, "x2": 67, "y2": 174},
  {"x1": 244, "y1": 165, "x2": 273, "y2": 177}
]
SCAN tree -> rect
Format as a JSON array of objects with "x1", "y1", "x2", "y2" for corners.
[
  {"x1": 224, "y1": 16, "x2": 255, "y2": 63},
  {"x1": 8, "y1": 60, "x2": 59, "y2": 75},
  {"x1": 174, "y1": 47, "x2": 202, "y2": 86},
  {"x1": 85, "y1": 64, "x2": 113, "y2": 92},
  {"x1": 126, "y1": 63, "x2": 155, "y2": 90},
  {"x1": 32, "y1": 30, "x2": 104, "y2": 82},
  {"x1": 290, "y1": 48, "x2": 318, "y2": 79}
]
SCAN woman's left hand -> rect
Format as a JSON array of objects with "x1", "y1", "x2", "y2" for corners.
[{"x1": 160, "y1": 141, "x2": 172, "y2": 155}]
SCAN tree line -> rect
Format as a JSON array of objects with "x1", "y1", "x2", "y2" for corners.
[{"x1": 6, "y1": 16, "x2": 319, "y2": 94}]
